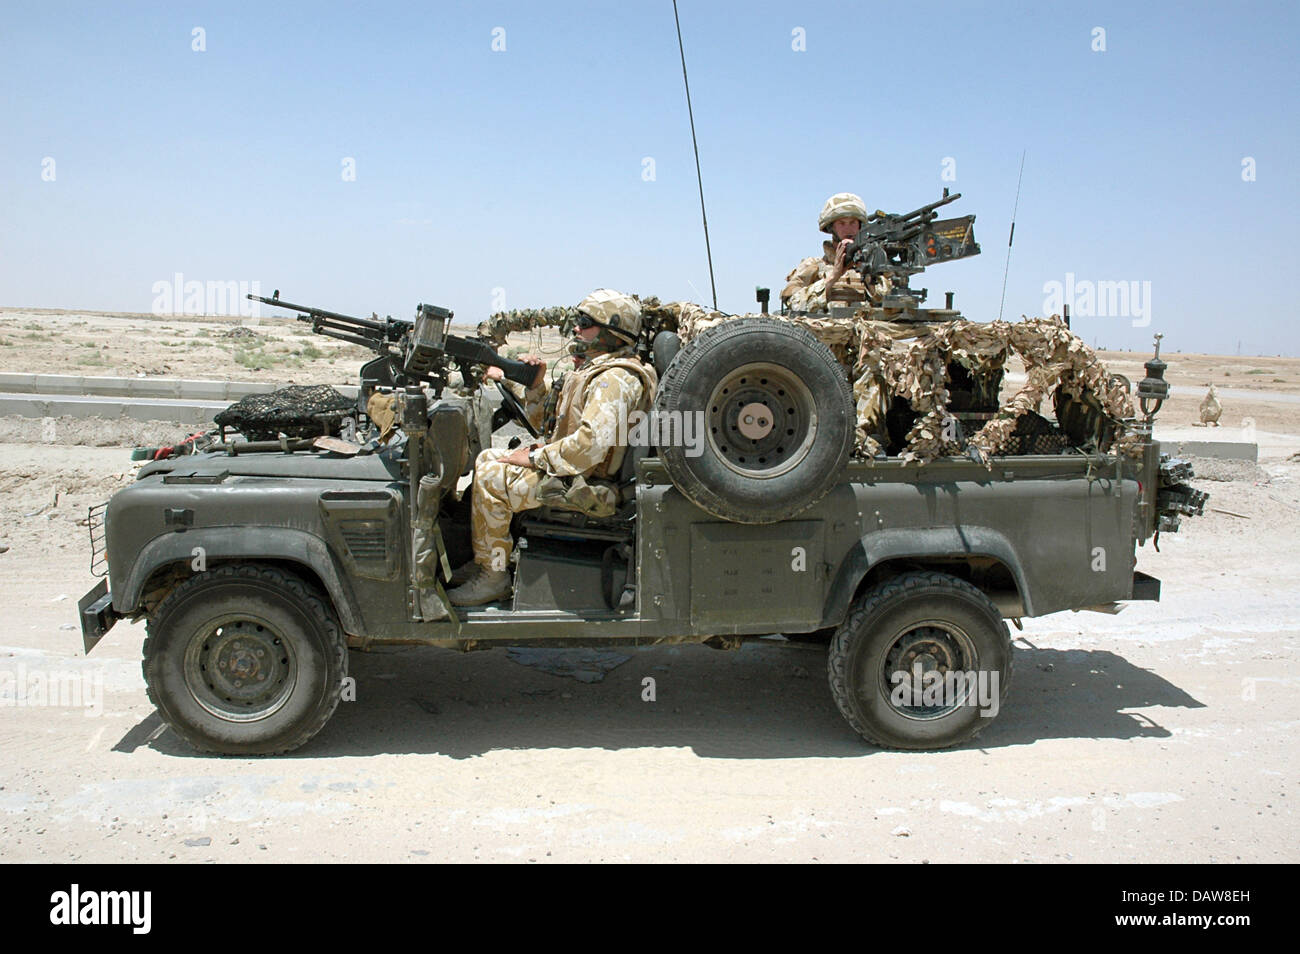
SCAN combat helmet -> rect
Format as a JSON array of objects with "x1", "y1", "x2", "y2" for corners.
[
  {"x1": 818, "y1": 192, "x2": 868, "y2": 233},
  {"x1": 576, "y1": 288, "x2": 642, "y2": 345}
]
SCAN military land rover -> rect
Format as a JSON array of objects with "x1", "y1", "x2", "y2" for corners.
[{"x1": 78, "y1": 195, "x2": 1205, "y2": 755}]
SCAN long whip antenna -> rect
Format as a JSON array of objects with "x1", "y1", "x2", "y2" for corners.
[
  {"x1": 997, "y1": 149, "x2": 1026, "y2": 320},
  {"x1": 672, "y1": 0, "x2": 717, "y2": 310}
]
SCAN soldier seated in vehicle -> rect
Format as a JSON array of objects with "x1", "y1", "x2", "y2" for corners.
[
  {"x1": 445, "y1": 289, "x2": 659, "y2": 606},
  {"x1": 781, "y1": 191, "x2": 871, "y2": 313}
]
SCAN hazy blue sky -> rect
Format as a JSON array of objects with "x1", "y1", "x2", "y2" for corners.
[{"x1": 2, "y1": 1, "x2": 1296, "y2": 354}]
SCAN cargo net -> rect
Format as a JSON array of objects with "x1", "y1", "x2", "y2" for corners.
[
  {"x1": 669, "y1": 304, "x2": 1141, "y2": 465},
  {"x1": 213, "y1": 385, "x2": 356, "y2": 441},
  {"x1": 477, "y1": 299, "x2": 1142, "y2": 465}
]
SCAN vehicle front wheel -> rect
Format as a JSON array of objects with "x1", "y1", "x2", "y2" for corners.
[
  {"x1": 828, "y1": 571, "x2": 1012, "y2": 750},
  {"x1": 142, "y1": 564, "x2": 348, "y2": 755}
]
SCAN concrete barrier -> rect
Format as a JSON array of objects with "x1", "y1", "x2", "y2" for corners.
[
  {"x1": 1154, "y1": 427, "x2": 1260, "y2": 462},
  {"x1": 0, "y1": 373, "x2": 356, "y2": 401},
  {"x1": 0, "y1": 393, "x2": 227, "y2": 427},
  {"x1": 1169, "y1": 440, "x2": 1258, "y2": 462}
]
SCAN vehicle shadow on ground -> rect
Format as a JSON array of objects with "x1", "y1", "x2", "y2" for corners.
[{"x1": 116, "y1": 641, "x2": 1204, "y2": 760}]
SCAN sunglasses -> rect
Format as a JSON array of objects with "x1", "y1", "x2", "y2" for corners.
[{"x1": 575, "y1": 313, "x2": 597, "y2": 330}]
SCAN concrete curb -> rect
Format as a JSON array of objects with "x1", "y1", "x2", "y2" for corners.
[
  {"x1": 1155, "y1": 427, "x2": 1260, "y2": 462},
  {"x1": 0, "y1": 373, "x2": 357, "y2": 401},
  {"x1": 0, "y1": 393, "x2": 227, "y2": 426},
  {"x1": 1168, "y1": 440, "x2": 1258, "y2": 462}
]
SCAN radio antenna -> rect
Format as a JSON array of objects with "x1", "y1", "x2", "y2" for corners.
[
  {"x1": 672, "y1": 0, "x2": 718, "y2": 310},
  {"x1": 997, "y1": 149, "x2": 1026, "y2": 321}
]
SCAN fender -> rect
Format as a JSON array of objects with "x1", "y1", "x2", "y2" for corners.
[
  {"x1": 114, "y1": 526, "x2": 365, "y2": 635},
  {"x1": 821, "y1": 526, "x2": 1033, "y2": 627}
]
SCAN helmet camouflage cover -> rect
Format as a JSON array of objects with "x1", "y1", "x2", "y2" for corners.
[
  {"x1": 576, "y1": 288, "x2": 642, "y2": 344},
  {"x1": 818, "y1": 192, "x2": 868, "y2": 233}
]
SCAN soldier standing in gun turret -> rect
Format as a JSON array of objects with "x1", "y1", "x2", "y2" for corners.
[
  {"x1": 445, "y1": 289, "x2": 658, "y2": 606},
  {"x1": 781, "y1": 192, "x2": 871, "y2": 313}
]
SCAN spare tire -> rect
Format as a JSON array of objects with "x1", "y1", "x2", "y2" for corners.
[{"x1": 653, "y1": 317, "x2": 853, "y2": 524}]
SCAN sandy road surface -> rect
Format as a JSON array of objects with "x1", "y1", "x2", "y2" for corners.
[
  {"x1": 0, "y1": 440, "x2": 1296, "y2": 863},
  {"x1": 1, "y1": 309, "x2": 1296, "y2": 863}
]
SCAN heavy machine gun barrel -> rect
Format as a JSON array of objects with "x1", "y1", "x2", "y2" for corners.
[
  {"x1": 845, "y1": 190, "x2": 980, "y2": 307},
  {"x1": 247, "y1": 292, "x2": 402, "y2": 341},
  {"x1": 246, "y1": 291, "x2": 539, "y2": 389},
  {"x1": 866, "y1": 189, "x2": 963, "y2": 234}
]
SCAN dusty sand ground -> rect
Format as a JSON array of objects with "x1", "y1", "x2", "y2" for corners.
[
  {"x1": 0, "y1": 309, "x2": 1296, "y2": 863},
  {"x1": 0, "y1": 306, "x2": 508, "y2": 386}
]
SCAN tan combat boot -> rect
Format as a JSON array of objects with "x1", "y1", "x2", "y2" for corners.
[
  {"x1": 446, "y1": 565, "x2": 512, "y2": 606},
  {"x1": 447, "y1": 560, "x2": 477, "y2": 587}
]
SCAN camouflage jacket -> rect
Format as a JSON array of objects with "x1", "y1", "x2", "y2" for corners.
[
  {"x1": 518, "y1": 349, "x2": 658, "y2": 480},
  {"x1": 780, "y1": 240, "x2": 868, "y2": 312}
]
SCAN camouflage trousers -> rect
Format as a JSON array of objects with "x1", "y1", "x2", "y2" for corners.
[
  {"x1": 470, "y1": 448, "x2": 623, "y2": 569},
  {"x1": 469, "y1": 447, "x2": 545, "y2": 571}
]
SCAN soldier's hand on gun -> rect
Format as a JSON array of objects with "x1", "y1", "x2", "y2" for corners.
[{"x1": 485, "y1": 354, "x2": 546, "y2": 389}]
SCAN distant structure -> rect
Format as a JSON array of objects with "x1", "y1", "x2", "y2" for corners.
[{"x1": 1197, "y1": 384, "x2": 1222, "y2": 426}]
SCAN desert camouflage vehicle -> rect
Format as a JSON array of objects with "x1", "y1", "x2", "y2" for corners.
[{"x1": 78, "y1": 204, "x2": 1205, "y2": 756}]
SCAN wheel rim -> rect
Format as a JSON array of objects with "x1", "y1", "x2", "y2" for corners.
[
  {"x1": 705, "y1": 362, "x2": 818, "y2": 478},
  {"x1": 878, "y1": 620, "x2": 979, "y2": 721},
  {"x1": 183, "y1": 614, "x2": 298, "y2": 723}
]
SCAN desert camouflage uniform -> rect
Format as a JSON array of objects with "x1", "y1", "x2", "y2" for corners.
[
  {"x1": 469, "y1": 349, "x2": 658, "y2": 569},
  {"x1": 780, "y1": 240, "x2": 872, "y2": 313}
]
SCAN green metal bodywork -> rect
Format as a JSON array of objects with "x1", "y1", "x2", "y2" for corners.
[{"x1": 95, "y1": 439, "x2": 1148, "y2": 652}]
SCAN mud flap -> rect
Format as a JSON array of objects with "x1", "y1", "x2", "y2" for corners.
[
  {"x1": 78, "y1": 578, "x2": 119, "y2": 654},
  {"x1": 1131, "y1": 571, "x2": 1161, "y2": 602}
]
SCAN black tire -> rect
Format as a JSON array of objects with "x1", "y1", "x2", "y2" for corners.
[
  {"x1": 142, "y1": 564, "x2": 348, "y2": 755},
  {"x1": 828, "y1": 571, "x2": 1012, "y2": 750},
  {"x1": 654, "y1": 318, "x2": 853, "y2": 524}
]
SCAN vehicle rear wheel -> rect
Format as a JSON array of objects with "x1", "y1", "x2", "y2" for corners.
[
  {"x1": 142, "y1": 564, "x2": 348, "y2": 755},
  {"x1": 654, "y1": 318, "x2": 854, "y2": 524},
  {"x1": 827, "y1": 571, "x2": 1012, "y2": 750}
]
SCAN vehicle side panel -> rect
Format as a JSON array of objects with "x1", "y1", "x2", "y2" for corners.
[{"x1": 637, "y1": 457, "x2": 1139, "y2": 635}]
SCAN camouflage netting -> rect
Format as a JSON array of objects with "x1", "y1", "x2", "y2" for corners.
[
  {"x1": 670, "y1": 303, "x2": 1139, "y2": 464},
  {"x1": 477, "y1": 306, "x2": 577, "y2": 346},
  {"x1": 477, "y1": 295, "x2": 682, "y2": 346},
  {"x1": 478, "y1": 299, "x2": 1139, "y2": 466},
  {"x1": 213, "y1": 385, "x2": 356, "y2": 441}
]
